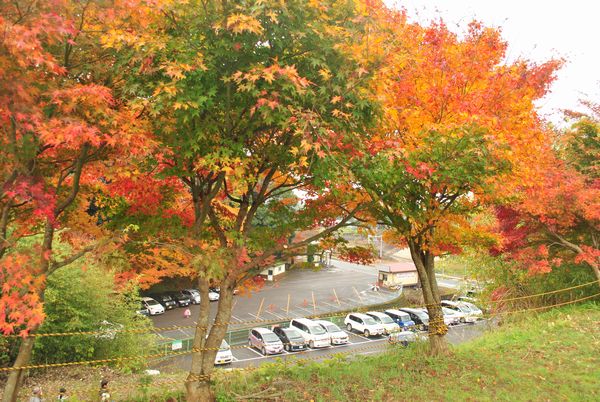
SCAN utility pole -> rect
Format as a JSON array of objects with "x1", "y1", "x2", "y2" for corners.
[{"x1": 368, "y1": 234, "x2": 383, "y2": 259}]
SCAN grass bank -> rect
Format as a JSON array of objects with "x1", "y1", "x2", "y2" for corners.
[
  {"x1": 18, "y1": 303, "x2": 599, "y2": 400},
  {"x1": 211, "y1": 303, "x2": 599, "y2": 401}
]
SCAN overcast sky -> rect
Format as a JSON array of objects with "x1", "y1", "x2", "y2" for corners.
[{"x1": 386, "y1": 0, "x2": 600, "y2": 125}]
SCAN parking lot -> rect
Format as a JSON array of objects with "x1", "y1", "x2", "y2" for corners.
[
  {"x1": 151, "y1": 259, "x2": 403, "y2": 341},
  {"x1": 156, "y1": 320, "x2": 491, "y2": 371}
]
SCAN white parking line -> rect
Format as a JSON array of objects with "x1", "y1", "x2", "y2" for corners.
[
  {"x1": 264, "y1": 309, "x2": 285, "y2": 319},
  {"x1": 320, "y1": 300, "x2": 341, "y2": 309},
  {"x1": 294, "y1": 306, "x2": 316, "y2": 315},
  {"x1": 345, "y1": 331, "x2": 373, "y2": 342},
  {"x1": 230, "y1": 315, "x2": 243, "y2": 323},
  {"x1": 246, "y1": 346, "x2": 265, "y2": 357}
]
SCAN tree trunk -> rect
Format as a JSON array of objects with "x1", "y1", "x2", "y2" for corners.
[
  {"x1": 186, "y1": 279, "x2": 234, "y2": 402},
  {"x1": 2, "y1": 334, "x2": 36, "y2": 402},
  {"x1": 408, "y1": 240, "x2": 448, "y2": 356},
  {"x1": 592, "y1": 264, "x2": 600, "y2": 290}
]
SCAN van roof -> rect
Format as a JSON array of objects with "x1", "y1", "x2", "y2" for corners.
[
  {"x1": 252, "y1": 327, "x2": 275, "y2": 334},
  {"x1": 366, "y1": 311, "x2": 388, "y2": 318},
  {"x1": 385, "y1": 309, "x2": 410, "y2": 316},
  {"x1": 291, "y1": 318, "x2": 317, "y2": 325}
]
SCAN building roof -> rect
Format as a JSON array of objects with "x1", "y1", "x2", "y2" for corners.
[{"x1": 378, "y1": 262, "x2": 417, "y2": 273}]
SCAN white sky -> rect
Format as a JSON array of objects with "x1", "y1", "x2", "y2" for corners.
[{"x1": 386, "y1": 0, "x2": 600, "y2": 126}]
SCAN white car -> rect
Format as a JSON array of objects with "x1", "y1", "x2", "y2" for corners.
[
  {"x1": 459, "y1": 301, "x2": 483, "y2": 319},
  {"x1": 290, "y1": 318, "x2": 331, "y2": 348},
  {"x1": 442, "y1": 300, "x2": 479, "y2": 323},
  {"x1": 214, "y1": 340, "x2": 233, "y2": 365},
  {"x1": 181, "y1": 289, "x2": 201, "y2": 304},
  {"x1": 208, "y1": 291, "x2": 220, "y2": 301},
  {"x1": 314, "y1": 320, "x2": 349, "y2": 345},
  {"x1": 417, "y1": 308, "x2": 454, "y2": 327},
  {"x1": 441, "y1": 307, "x2": 462, "y2": 325},
  {"x1": 141, "y1": 297, "x2": 165, "y2": 315},
  {"x1": 366, "y1": 311, "x2": 401, "y2": 334},
  {"x1": 344, "y1": 313, "x2": 385, "y2": 337}
]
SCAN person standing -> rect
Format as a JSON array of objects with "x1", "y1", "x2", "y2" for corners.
[
  {"x1": 99, "y1": 379, "x2": 111, "y2": 402},
  {"x1": 29, "y1": 386, "x2": 43, "y2": 402},
  {"x1": 183, "y1": 307, "x2": 191, "y2": 319},
  {"x1": 57, "y1": 387, "x2": 68, "y2": 400}
]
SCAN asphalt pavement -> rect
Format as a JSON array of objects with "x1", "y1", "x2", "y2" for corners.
[{"x1": 151, "y1": 259, "x2": 403, "y2": 341}]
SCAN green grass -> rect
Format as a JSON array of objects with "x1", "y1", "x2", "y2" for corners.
[{"x1": 213, "y1": 303, "x2": 600, "y2": 401}]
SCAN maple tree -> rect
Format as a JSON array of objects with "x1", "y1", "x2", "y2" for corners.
[
  {"x1": 0, "y1": 1, "x2": 152, "y2": 400},
  {"x1": 493, "y1": 107, "x2": 600, "y2": 288},
  {"x1": 103, "y1": 0, "x2": 377, "y2": 400},
  {"x1": 352, "y1": 12, "x2": 561, "y2": 355}
]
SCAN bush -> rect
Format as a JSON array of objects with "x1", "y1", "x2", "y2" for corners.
[{"x1": 31, "y1": 261, "x2": 155, "y2": 370}]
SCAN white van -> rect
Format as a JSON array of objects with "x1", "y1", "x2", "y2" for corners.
[
  {"x1": 141, "y1": 297, "x2": 165, "y2": 315},
  {"x1": 289, "y1": 318, "x2": 331, "y2": 348}
]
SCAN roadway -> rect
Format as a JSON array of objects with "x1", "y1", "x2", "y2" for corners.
[{"x1": 151, "y1": 259, "x2": 405, "y2": 341}]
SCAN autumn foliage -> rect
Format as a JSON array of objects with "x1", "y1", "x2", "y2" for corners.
[{"x1": 1, "y1": 0, "x2": 597, "y2": 400}]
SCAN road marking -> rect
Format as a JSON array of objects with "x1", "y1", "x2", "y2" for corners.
[
  {"x1": 264, "y1": 309, "x2": 285, "y2": 319},
  {"x1": 246, "y1": 313, "x2": 262, "y2": 320},
  {"x1": 346, "y1": 331, "x2": 373, "y2": 342},
  {"x1": 246, "y1": 346, "x2": 265, "y2": 357},
  {"x1": 230, "y1": 315, "x2": 243, "y2": 323},
  {"x1": 320, "y1": 300, "x2": 340, "y2": 309},
  {"x1": 294, "y1": 306, "x2": 315, "y2": 315}
]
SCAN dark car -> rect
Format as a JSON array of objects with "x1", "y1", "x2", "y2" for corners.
[
  {"x1": 272, "y1": 326, "x2": 308, "y2": 352},
  {"x1": 398, "y1": 308, "x2": 429, "y2": 330},
  {"x1": 166, "y1": 291, "x2": 191, "y2": 307},
  {"x1": 148, "y1": 293, "x2": 177, "y2": 310}
]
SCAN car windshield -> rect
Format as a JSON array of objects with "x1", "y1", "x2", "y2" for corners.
[
  {"x1": 442, "y1": 307, "x2": 456, "y2": 315},
  {"x1": 262, "y1": 333, "x2": 280, "y2": 343},
  {"x1": 145, "y1": 299, "x2": 159, "y2": 306},
  {"x1": 308, "y1": 325, "x2": 326, "y2": 335},
  {"x1": 415, "y1": 311, "x2": 429, "y2": 320},
  {"x1": 463, "y1": 302, "x2": 481, "y2": 312},
  {"x1": 284, "y1": 329, "x2": 303, "y2": 339},
  {"x1": 219, "y1": 340, "x2": 230, "y2": 351},
  {"x1": 457, "y1": 304, "x2": 473, "y2": 313},
  {"x1": 323, "y1": 323, "x2": 341, "y2": 333},
  {"x1": 378, "y1": 315, "x2": 394, "y2": 324},
  {"x1": 362, "y1": 316, "x2": 378, "y2": 325}
]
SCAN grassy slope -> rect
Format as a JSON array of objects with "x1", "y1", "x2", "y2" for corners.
[{"x1": 215, "y1": 303, "x2": 600, "y2": 402}]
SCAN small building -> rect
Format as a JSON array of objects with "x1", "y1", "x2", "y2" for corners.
[
  {"x1": 377, "y1": 262, "x2": 419, "y2": 288},
  {"x1": 260, "y1": 263, "x2": 286, "y2": 281}
]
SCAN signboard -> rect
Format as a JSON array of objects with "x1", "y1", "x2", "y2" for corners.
[{"x1": 171, "y1": 340, "x2": 183, "y2": 351}]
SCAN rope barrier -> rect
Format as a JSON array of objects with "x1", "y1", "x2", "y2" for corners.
[
  {"x1": 2, "y1": 292, "x2": 598, "y2": 373},
  {"x1": 2, "y1": 279, "x2": 597, "y2": 339},
  {"x1": 486, "y1": 279, "x2": 599, "y2": 304}
]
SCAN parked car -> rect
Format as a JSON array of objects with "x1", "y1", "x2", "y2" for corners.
[
  {"x1": 388, "y1": 330, "x2": 418, "y2": 346},
  {"x1": 208, "y1": 290, "x2": 220, "y2": 301},
  {"x1": 248, "y1": 327, "x2": 284, "y2": 355},
  {"x1": 441, "y1": 307, "x2": 462, "y2": 325},
  {"x1": 166, "y1": 291, "x2": 192, "y2": 307},
  {"x1": 383, "y1": 309, "x2": 416, "y2": 330},
  {"x1": 366, "y1": 311, "x2": 401, "y2": 334},
  {"x1": 313, "y1": 320, "x2": 349, "y2": 345},
  {"x1": 344, "y1": 313, "x2": 385, "y2": 337},
  {"x1": 214, "y1": 340, "x2": 233, "y2": 365},
  {"x1": 148, "y1": 293, "x2": 177, "y2": 310},
  {"x1": 141, "y1": 297, "x2": 165, "y2": 315},
  {"x1": 289, "y1": 318, "x2": 331, "y2": 348},
  {"x1": 457, "y1": 301, "x2": 484, "y2": 320},
  {"x1": 441, "y1": 300, "x2": 480, "y2": 323},
  {"x1": 136, "y1": 306, "x2": 150, "y2": 316},
  {"x1": 418, "y1": 307, "x2": 455, "y2": 326},
  {"x1": 398, "y1": 308, "x2": 429, "y2": 330},
  {"x1": 272, "y1": 326, "x2": 308, "y2": 352},
  {"x1": 181, "y1": 289, "x2": 201, "y2": 304}
]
